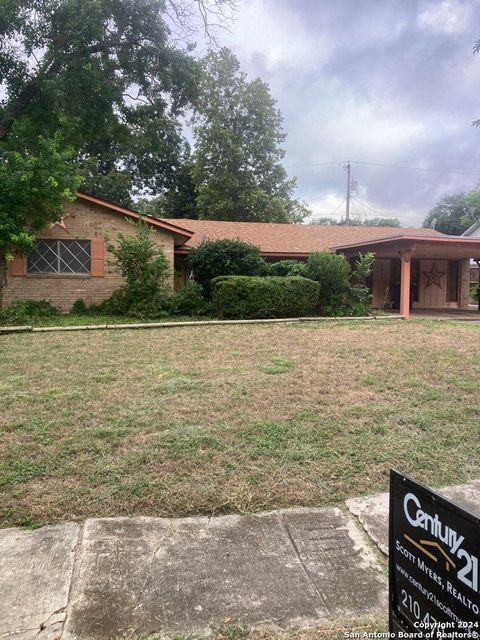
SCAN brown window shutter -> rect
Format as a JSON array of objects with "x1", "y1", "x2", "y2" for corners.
[
  {"x1": 10, "y1": 256, "x2": 26, "y2": 276},
  {"x1": 91, "y1": 238, "x2": 105, "y2": 277}
]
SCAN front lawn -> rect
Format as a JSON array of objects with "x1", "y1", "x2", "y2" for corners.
[{"x1": 1, "y1": 320, "x2": 479, "y2": 528}]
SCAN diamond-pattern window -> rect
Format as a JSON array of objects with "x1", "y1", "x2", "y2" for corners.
[{"x1": 27, "y1": 240, "x2": 91, "y2": 274}]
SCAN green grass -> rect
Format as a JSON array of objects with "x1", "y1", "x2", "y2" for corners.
[
  {"x1": 1, "y1": 319, "x2": 480, "y2": 528},
  {"x1": 261, "y1": 357, "x2": 295, "y2": 374}
]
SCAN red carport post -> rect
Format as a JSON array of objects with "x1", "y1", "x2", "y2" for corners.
[{"x1": 399, "y1": 249, "x2": 411, "y2": 319}]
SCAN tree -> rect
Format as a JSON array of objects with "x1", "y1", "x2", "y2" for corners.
[
  {"x1": 310, "y1": 216, "x2": 401, "y2": 227},
  {"x1": 192, "y1": 48, "x2": 309, "y2": 223},
  {"x1": 364, "y1": 217, "x2": 401, "y2": 227},
  {"x1": 0, "y1": 133, "x2": 81, "y2": 306},
  {"x1": 136, "y1": 143, "x2": 198, "y2": 218},
  {"x1": 0, "y1": 0, "x2": 233, "y2": 305},
  {"x1": 0, "y1": 0, "x2": 205, "y2": 205},
  {"x1": 187, "y1": 238, "x2": 266, "y2": 297},
  {"x1": 423, "y1": 191, "x2": 480, "y2": 235}
]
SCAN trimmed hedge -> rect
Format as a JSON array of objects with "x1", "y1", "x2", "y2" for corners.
[{"x1": 211, "y1": 275, "x2": 320, "y2": 319}]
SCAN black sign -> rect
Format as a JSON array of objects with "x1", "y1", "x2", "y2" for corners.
[{"x1": 389, "y1": 470, "x2": 480, "y2": 638}]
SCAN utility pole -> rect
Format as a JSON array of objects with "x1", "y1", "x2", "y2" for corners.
[{"x1": 345, "y1": 161, "x2": 351, "y2": 224}]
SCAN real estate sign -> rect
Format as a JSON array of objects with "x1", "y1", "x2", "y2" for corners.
[{"x1": 389, "y1": 470, "x2": 480, "y2": 637}]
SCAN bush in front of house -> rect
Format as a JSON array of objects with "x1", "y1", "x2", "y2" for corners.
[
  {"x1": 265, "y1": 259, "x2": 306, "y2": 277},
  {"x1": 303, "y1": 251, "x2": 375, "y2": 316},
  {"x1": 71, "y1": 298, "x2": 89, "y2": 314},
  {"x1": 211, "y1": 275, "x2": 320, "y2": 319},
  {"x1": 187, "y1": 239, "x2": 266, "y2": 298},
  {"x1": 303, "y1": 252, "x2": 351, "y2": 314},
  {"x1": 170, "y1": 282, "x2": 207, "y2": 316},
  {"x1": 104, "y1": 220, "x2": 172, "y2": 319},
  {"x1": 0, "y1": 299, "x2": 59, "y2": 324},
  {"x1": 344, "y1": 252, "x2": 375, "y2": 316}
]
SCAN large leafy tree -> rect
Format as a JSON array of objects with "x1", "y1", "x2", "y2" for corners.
[
  {"x1": 310, "y1": 216, "x2": 401, "y2": 227},
  {"x1": 0, "y1": 134, "x2": 82, "y2": 303},
  {"x1": 1, "y1": 0, "x2": 202, "y2": 201},
  {"x1": 136, "y1": 142, "x2": 198, "y2": 218},
  {"x1": 192, "y1": 48, "x2": 309, "y2": 223},
  {"x1": 423, "y1": 191, "x2": 480, "y2": 235},
  {"x1": 0, "y1": 0, "x2": 232, "y2": 303}
]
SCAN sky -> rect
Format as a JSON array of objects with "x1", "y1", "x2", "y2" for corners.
[{"x1": 208, "y1": 0, "x2": 480, "y2": 226}]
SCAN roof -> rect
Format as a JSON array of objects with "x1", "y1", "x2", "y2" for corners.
[
  {"x1": 77, "y1": 192, "x2": 194, "y2": 244},
  {"x1": 164, "y1": 218, "x2": 442, "y2": 257},
  {"x1": 332, "y1": 232, "x2": 480, "y2": 260},
  {"x1": 463, "y1": 219, "x2": 480, "y2": 237},
  {"x1": 333, "y1": 232, "x2": 480, "y2": 251}
]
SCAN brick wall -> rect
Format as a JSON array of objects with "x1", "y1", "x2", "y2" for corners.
[{"x1": 4, "y1": 200, "x2": 175, "y2": 312}]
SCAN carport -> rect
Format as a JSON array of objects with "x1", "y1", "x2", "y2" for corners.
[{"x1": 333, "y1": 233, "x2": 480, "y2": 318}]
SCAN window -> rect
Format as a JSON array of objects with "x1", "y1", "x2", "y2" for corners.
[
  {"x1": 27, "y1": 240, "x2": 91, "y2": 274},
  {"x1": 447, "y1": 261, "x2": 459, "y2": 302}
]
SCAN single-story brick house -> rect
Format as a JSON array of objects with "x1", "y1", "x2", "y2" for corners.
[
  {"x1": 3, "y1": 193, "x2": 194, "y2": 311},
  {"x1": 5, "y1": 192, "x2": 480, "y2": 318}
]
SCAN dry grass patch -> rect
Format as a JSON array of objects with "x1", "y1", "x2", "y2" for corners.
[
  {"x1": 131, "y1": 616, "x2": 387, "y2": 640},
  {"x1": 1, "y1": 320, "x2": 480, "y2": 527}
]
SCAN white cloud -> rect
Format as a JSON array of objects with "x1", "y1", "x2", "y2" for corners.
[
  {"x1": 221, "y1": 0, "x2": 331, "y2": 73},
  {"x1": 418, "y1": 0, "x2": 473, "y2": 34}
]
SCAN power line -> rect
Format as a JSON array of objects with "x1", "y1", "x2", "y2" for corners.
[
  {"x1": 285, "y1": 159, "x2": 479, "y2": 177},
  {"x1": 285, "y1": 161, "x2": 341, "y2": 169},
  {"x1": 350, "y1": 160, "x2": 479, "y2": 177},
  {"x1": 330, "y1": 197, "x2": 347, "y2": 217}
]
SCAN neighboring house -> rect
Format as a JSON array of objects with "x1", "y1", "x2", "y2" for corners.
[
  {"x1": 463, "y1": 219, "x2": 480, "y2": 238},
  {"x1": 5, "y1": 192, "x2": 480, "y2": 318},
  {"x1": 4, "y1": 192, "x2": 193, "y2": 311}
]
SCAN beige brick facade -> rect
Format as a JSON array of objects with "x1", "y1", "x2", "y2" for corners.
[{"x1": 4, "y1": 199, "x2": 175, "y2": 312}]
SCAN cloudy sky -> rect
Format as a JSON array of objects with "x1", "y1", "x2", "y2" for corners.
[{"x1": 209, "y1": 0, "x2": 480, "y2": 226}]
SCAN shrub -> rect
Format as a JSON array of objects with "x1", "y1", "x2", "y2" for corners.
[
  {"x1": 211, "y1": 275, "x2": 320, "y2": 319},
  {"x1": 171, "y1": 282, "x2": 206, "y2": 316},
  {"x1": 266, "y1": 260, "x2": 306, "y2": 277},
  {"x1": 104, "y1": 220, "x2": 171, "y2": 319},
  {"x1": 71, "y1": 298, "x2": 88, "y2": 314},
  {"x1": 101, "y1": 288, "x2": 172, "y2": 319},
  {"x1": 187, "y1": 239, "x2": 266, "y2": 298},
  {"x1": 303, "y1": 251, "x2": 375, "y2": 316},
  {"x1": 351, "y1": 252, "x2": 375, "y2": 286},
  {"x1": 331, "y1": 286, "x2": 371, "y2": 317},
  {"x1": 0, "y1": 299, "x2": 59, "y2": 325},
  {"x1": 303, "y1": 252, "x2": 350, "y2": 314}
]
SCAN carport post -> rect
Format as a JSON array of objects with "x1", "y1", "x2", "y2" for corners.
[{"x1": 399, "y1": 249, "x2": 411, "y2": 319}]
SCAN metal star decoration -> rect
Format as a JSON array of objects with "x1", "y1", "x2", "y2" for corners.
[{"x1": 423, "y1": 262, "x2": 445, "y2": 289}]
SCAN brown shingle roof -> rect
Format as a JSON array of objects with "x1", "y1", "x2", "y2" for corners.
[
  {"x1": 165, "y1": 218, "x2": 442, "y2": 256},
  {"x1": 77, "y1": 193, "x2": 194, "y2": 244}
]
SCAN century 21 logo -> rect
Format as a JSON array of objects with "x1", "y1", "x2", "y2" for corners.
[{"x1": 403, "y1": 493, "x2": 479, "y2": 594}]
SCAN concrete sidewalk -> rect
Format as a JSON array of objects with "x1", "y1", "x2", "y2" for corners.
[
  {"x1": 2, "y1": 479, "x2": 478, "y2": 640},
  {"x1": 346, "y1": 479, "x2": 480, "y2": 555},
  {"x1": 0, "y1": 508, "x2": 387, "y2": 640}
]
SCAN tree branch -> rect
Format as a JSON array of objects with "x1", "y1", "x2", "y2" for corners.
[{"x1": 0, "y1": 37, "x2": 143, "y2": 141}]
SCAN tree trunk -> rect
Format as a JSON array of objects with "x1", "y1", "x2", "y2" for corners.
[{"x1": 0, "y1": 254, "x2": 8, "y2": 312}]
